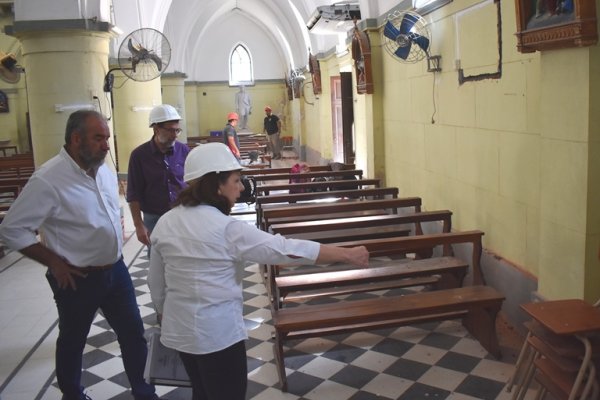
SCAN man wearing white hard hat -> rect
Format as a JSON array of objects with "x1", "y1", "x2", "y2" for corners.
[
  {"x1": 147, "y1": 142, "x2": 369, "y2": 399},
  {"x1": 126, "y1": 104, "x2": 190, "y2": 251}
]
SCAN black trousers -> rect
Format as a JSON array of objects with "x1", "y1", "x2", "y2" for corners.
[{"x1": 179, "y1": 340, "x2": 247, "y2": 400}]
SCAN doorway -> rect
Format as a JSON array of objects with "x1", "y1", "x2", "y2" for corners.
[{"x1": 330, "y1": 72, "x2": 355, "y2": 164}]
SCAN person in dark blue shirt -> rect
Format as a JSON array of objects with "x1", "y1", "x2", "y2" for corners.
[{"x1": 127, "y1": 104, "x2": 190, "y2": 249}]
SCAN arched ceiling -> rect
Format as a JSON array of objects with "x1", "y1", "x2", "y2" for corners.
[
  {"x1": 18, "y1": 0, "x2": 392, "y2": 81},
  {"x1": 110, "y1": 0, "x2": 390, "y2": 81}
]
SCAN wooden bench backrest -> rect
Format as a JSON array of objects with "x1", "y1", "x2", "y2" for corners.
[
  {"x1": 270, "y1": 209, "x2": 451, "y2": 235},
  {"x1": 256, "y1": 187, "x2": 398, "y2": 206},
  {"x1": 242, "y1": 164, "x2": 355, "y2": 176},
  {"x1": 255, "y1": 187, "x2": 399, "y2": 228},
  {"x1": 263, "y1": 197, "x2": 421, "y2": 220},
  {"x1": 255, "y1": 178, "x2": 380, "y2": 194},
  {"x1": 331, "y1": 230, "x2": 485, "y2": 285},
  {"x1": 0, "y1": 155, "x2": 35, "y2": 170},
  {"x1": 253, "y1": 169, "x2": 363, "y2": 183},
  {"x1": 262, "y1": 197, "x2": 421, "y2": 232}
]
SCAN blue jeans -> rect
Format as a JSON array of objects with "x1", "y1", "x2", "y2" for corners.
[
  {"x1": 47, "y1": 259, "x2": 156, "y2": 400},
  {"x1": 143, "y1": 213, "x2": 162, "y2": 258}
]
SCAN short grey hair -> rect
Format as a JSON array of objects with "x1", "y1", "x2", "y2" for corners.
[{"x1": 64, "y1": 110, "x2": 106, "y2": 144}]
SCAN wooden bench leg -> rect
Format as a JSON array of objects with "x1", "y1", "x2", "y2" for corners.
[
  {"x1": 435, "y1": 271, "x2": 467, "y2": 290},
  {"x1": 462, "y1": 303, "x2": 502, "y2": 359},
  {"x1": 273, "y1": 330, "x2": 288, "y2": 392}
]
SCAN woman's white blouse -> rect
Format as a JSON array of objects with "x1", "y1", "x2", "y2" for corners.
[{"x1": 148, "y1": 204, "x2": 320, "y2": 355}]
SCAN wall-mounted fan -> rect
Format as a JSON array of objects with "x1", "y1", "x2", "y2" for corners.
[
  {"x1": 104, "y1": 28, "x2": 171, "y2": 92},
  {"x1": 381, "y1": 10, "x2": 441, "y2": 72},
  {"x1": 0, "y1": 51, "x2": 23, "y2": 84}
]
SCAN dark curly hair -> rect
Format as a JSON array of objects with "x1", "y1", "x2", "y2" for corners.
[{"x1": 174, "y1": 171, "x2": 234, "y2": 215}]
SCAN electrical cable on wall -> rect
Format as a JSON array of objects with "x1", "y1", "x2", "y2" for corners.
[{"x1": 431, "y1": 75, "x2": 437, "y2": 124}]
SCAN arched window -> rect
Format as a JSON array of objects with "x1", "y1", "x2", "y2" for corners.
[{"x1": 229, "y1": 43, "x2": 254, "y2": 86}]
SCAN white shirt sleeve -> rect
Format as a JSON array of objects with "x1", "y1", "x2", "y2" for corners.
[
  {"x1": 225, "y1": 219, "x2": 320, "y2": 266},
  {"x1": 148, "y1": 243, "x2": 167, "y2": 314},
  {"x1": 0, "y1": 176, "x2": 60, "y2": 251}
]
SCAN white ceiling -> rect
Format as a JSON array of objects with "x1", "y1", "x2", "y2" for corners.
[
  {"x1": 112, "y1": 0, "x2": 394, "y2": 81},
  {"x1": 16, "y1": 0, "x2": 406, "y2": 82}
]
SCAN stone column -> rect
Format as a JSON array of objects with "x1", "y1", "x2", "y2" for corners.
[
  {"x1": 110, "y1": 67, "x2": 162, "y2": 174},
  {"x1": 14, "y1": 23, "x2": 113, "y2": 166},
  {"x1": 161, "y1": 72, "x2": 187, "y2": 142}
]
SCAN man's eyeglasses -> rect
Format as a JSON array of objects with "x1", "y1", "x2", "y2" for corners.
[{"x1": 159, "y1": 126, "x2": 182, "y2": 135}]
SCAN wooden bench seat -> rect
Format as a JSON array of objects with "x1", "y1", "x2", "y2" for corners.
[
  {"x1": 261, "y1": 197, "x2": 421, "y2": 231},
  {"x1": 252, "y1": 169, "x2": 363, "y2": 184},
  {"x1": 270, "y1": 210, "x2": 451, "y2": 235},
  {"x1": 242, "y1": 164, "x2": 355, "y2": 176},
  {"x1": 273, "y1": 285, "x2": 505, "y2": 391},
  {"x1": 257, "y1": 187, "x2": 397, "y2": 205},
  {"x1": 275, "y1": 256, "x2": 468, "y2": 307},
  {"x1": 255, "y1": 178, "x2": 380, "y2": 196},
  {"x1": 284, "y1": 224, "x2": 411, "y2": 243},
  {"x1": 255, "y1": 187, "x2": 399, "y2": 227},
  {"x1": 265, "y1": 210, "x2": 455, "y2": 293}
]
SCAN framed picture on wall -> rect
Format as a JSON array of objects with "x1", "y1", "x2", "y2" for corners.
[{"x1": 514, "y1": 0, "x2": 597, "y2": 52}]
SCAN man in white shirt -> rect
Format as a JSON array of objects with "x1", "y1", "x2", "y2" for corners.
[{"x1": 0, "y1": 110, "x2": 160, "y2": 400}]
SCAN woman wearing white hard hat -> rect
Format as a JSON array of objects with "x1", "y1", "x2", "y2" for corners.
[{"x1": 147, "y1": 143, "x2": 369, "y2": 400}]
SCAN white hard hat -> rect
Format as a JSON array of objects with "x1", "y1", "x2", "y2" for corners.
[
  {"x1": 149, "y1": 104, "x2": 181, "y2": 127},
  {"x1": 184, "y1": 142, "x2": 241, "y2": 182}
]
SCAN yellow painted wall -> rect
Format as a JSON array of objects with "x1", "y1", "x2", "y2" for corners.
[
  {"x1": 0, "y1": 13, "x2": 29, "y2": 153},
  {"x1": 184, "y1": 84, "x2": 199, "y2": 138},
  {"x1": 161, "y1": 75, "x2": 187, "y2": 142},
  {"x1": 186, "y1": 82, "x2": 286, "y2": 136},
  {"x1": 271, "y1": 1, "x2": 598, "y2": 303},
  {"x1": 586, "y1": 43, "x2": 600, "y2": 300},
  {"x1": 112, "y1": 71, "x2": 162, "y2": 174}
]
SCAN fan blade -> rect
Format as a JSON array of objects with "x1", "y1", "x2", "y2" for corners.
[
  {"x1": 399, "y1": 12, "x2": 419, "y2": 35},
  {"x1": 394, "y1": 42, "x2": 411, "y2": 60},
  {"x1": 383, "y1": 20, "x2": 401, "y2": 40},
  {"x1": 128, "y1": 38, "x2": 142, "y2": 57},
  {"x1": 411, "y1": 33, "x2": 430, "y2": 52},
  {"x1": 149, "y1": 53, "x2": 163, "y2": 71},
  {"x1": 131, "y1": 57, "x2": 139, "y2": 73}
]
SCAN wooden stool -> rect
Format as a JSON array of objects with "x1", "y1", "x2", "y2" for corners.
[{"x1": 507, "y1": 299, "x2": 600, "y2": 400}]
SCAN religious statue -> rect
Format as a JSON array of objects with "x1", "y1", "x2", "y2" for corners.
[{"x1": 235, "y1": 85, "x2": 252, "y2": 130}]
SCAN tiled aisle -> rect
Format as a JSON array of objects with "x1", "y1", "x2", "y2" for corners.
[{"x1": 0, "y1": 157, "x2": 538, "y2": 399}]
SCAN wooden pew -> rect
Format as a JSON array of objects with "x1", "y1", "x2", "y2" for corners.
[
  {"x1": 256, "y1": 178, "x2": 380, "y2": 197},
  {"x1": 270, "y1": 209, "x2": 449, "y2": 235},
  {"x1": 269, "y1": 210, "x2": 453, "y2": 303},
  {"x1": 274, "y1": 287, "x2": 504, "y2": 391},
  {"x1": 261, "y1": 197, "x2": 421, "y2": 231},
  {"x1": 0, "y1": 153, "x2": 35, "y2": 193},
  {"x1": 252, "y1": 169, "x2": 363, "y2": 184},
  {"x1": 255, "y1": 187, "x2": 399, "y2": 228},
  {"x1": 275, "y1": 257, "x2": 468, "y2": 306},
  {"x1": 241, "y1": 163, "x2": 355, "y2": 176},
  {"x1": 271, "y1": 230, "x2": 505, "y2": 391}
]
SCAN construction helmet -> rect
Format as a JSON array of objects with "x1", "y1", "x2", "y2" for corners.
[
  {"x1": 183, "y1": 142, "x2": 241, "y2": 182},
  {"x1": 264, "y1": 106, "x2": 272, "y2": 112},
  {"x1": 149, "y1": 104, "x2": 181, "y2": 127},
  {"x1": 227, "y1": 112, "x2": 239, "y2": 121}
]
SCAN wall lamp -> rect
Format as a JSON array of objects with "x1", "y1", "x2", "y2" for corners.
[
  {"x1": 130, "y1": 105, "x2": 154, "y2": 112},
  {"x1": 54, "y1": 103, "x2": 95, "y2": 113}
]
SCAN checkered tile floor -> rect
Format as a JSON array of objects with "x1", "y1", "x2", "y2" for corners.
[
  {"x1": 1, "y1": 206, "x2": 535, "y2": 399},
  {"x1": 32, "y1": 256, "x2": 531, "y2": 400}
]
